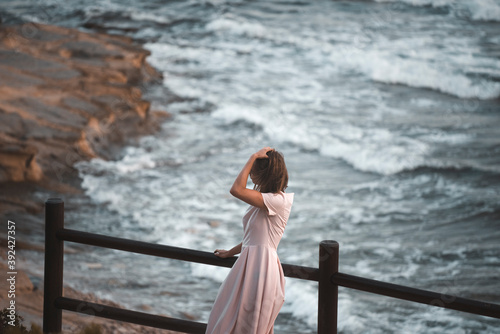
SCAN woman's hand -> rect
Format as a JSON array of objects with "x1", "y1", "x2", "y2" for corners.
[
  {"x1": 254, "y1": 147, "x2": 273, "y2": 159},
  {"x1": 214, "y1": 243, "x2": 242, "y2": 258},
  {"x1": 214, "y1": 249, "x2": 231, "y2": 258}
]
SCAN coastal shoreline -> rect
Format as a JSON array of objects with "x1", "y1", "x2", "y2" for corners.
[{"x1": 0, "y1": 22, "x2": 174, "y2": 333}]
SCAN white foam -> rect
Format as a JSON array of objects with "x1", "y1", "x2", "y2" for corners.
[
  {"x1": 190, "y1": 263, "x2": 230, "y2": 283},
  {"x1": 319, "y1": 39, "x2": 500, "y2": 100},
  {"x1": 363, "y1": 52, "x2": 500, "y2": 99},
  {"x1": 421, "y1": 131, "x2": 471, "y2": 144},
  {"x1": 82, "y1": 1, "x2": 174, "y2": 25},
  {"x1": 206, "y1": 14, "x2": 267, "y2": 38},
  {"x1": 77, "y1": 147, "x2": 156, "y2": 175},
  {"x1": 376, "y1": 0, "x2": 500, "y2": 22},
  {"x1": 77, "y1": 171, "x2": 129, "y2": 215},
  {"x1": 211, "y1": 104, "x2": 265, "y2": 126},
  {"x1": 410, "y1": 98, "x2": 439, "y2": 107},
  {"x1": 146, "y1": 17, "x2": 500, "y2": 103},
  {"x1": 337, "y1": 295, "x2": 370, "y2": 333},
  {"x1": 220, "y1": 12, "x2": 500, "y2": 100},
  {"x1": 209, "y1": 101, "x2": 460, "y2": 175},
  {"x1": 281, "y1": 280, "x2": 318, "y2": 328},
  {"x1": 468, "y1": 0, "x2": 500, "y2": 21},
  {"x1": 133, "y1": 29, "x2": 493, "y2": 176},
  {"x1": 117, "y1": 154, "x2": 156, "y2": 173},
  {"x1": 272, "y1": 122, "x2": 431, "y2": 175},
  {"x1": 130, "y1": 11, "x2": 171, "y2": 24},
  {"x1": 375, "y1": 0, "x2": 460, "y2": 8}
]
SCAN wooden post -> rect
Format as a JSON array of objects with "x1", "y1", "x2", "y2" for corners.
[
  {"x1": 318, "y1": 240, "x2": 339, "y2": 334},
  {"x1": 43, "y1": 198, "x2": 64, "y2": 334}
]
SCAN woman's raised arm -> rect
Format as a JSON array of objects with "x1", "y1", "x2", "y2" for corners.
[{"x1": 229, "y1": 147, "x2": 272, "y2": 210}]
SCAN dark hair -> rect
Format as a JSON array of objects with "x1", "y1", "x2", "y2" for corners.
[{"x1": 250, "y1": 150, "x2": 288, "y2": 193}]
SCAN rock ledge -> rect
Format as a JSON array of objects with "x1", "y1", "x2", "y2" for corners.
[{"x1": 0, "y1": 22, "x2": 168, "y2": 192}]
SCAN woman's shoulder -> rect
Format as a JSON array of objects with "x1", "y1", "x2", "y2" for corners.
[
  {"x1": 263, "y1": 191, "x2": 294, "y2": 198},
  {"x1": 263, "y1": 191, "x2": 294, "y2": 205},
  {"x1": 261, "y1": 191, "x2": 293, "y2": 216},
  {"x1": 280, "y1": 191, "x2": 294, "y2": 198}
]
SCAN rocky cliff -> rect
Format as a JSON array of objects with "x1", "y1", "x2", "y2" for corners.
[
  {"x1": 0, "y1": 22, "x2": 167, "y2": 193},
  {"x1": 0, "y1": 22, "x2": 174, "y2": 332}
]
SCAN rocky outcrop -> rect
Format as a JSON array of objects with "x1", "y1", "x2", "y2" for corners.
[
  {"x1": 0, "y1": 22, "x2": 168, "y2": 189},
  {"x1": 0, "y1": 22, "x2": 175, "y2": 333}
]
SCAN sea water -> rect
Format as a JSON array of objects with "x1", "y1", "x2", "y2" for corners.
[{"x1": 4, "y1": 0, "x2": 500, "y2": 332}]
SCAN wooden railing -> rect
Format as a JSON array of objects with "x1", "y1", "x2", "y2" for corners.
[{"x1": 43, "y1": 198, "x2": 500, "y2": 333}]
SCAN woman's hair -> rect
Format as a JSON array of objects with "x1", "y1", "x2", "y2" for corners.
[{"x1": 251, "y1": 149, "x2": 288, "y2": 193}]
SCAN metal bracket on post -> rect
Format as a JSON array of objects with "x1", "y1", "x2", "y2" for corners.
[
  {"x1": 318, "y1": 240, "x2": 339, "y2": 334},
  {"x1": 43, "y1": 198, "x2": 64, "y2": 334}
]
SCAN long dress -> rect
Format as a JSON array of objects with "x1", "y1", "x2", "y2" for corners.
[{"x1": 206, "y1": 191, "x2": 294, "y2": 334}]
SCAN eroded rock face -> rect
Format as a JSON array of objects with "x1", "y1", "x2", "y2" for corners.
[
  {"x1": 0, "y1": 23, "x2": 174, "y2": 331},
  {"x1": 0, "y1": 22, "x2": 165, "y2": 186}
]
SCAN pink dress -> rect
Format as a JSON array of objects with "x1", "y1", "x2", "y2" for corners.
[{"x1": 206, "y1": 191, "x2": 294, "y2": 334}]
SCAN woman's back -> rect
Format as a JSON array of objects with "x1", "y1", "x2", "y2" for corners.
[{"x1": 242, "y1": 192, "x2": 294, "y2": 250}]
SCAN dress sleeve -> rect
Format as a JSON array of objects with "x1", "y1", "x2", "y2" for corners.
[{"x1": 261, "y1": 192, "x2": 284, "y2": 216}]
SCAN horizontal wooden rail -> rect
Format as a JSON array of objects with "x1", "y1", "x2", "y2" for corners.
[
  {"x1": 44, "y1": 199, "x2": 500, "y2": 334},
  {"x1": 57, "y1": 228, "x2": 500, "y2": 320},
  {"x1": 332, "y1": 273, "x2": 500, "y2": 319},
  {"x1": 57, "y1": 228, "x2": 320, "y2": 281},
  {"x1": 55, "y1": 297, "x2": 206, "y2": 334}
]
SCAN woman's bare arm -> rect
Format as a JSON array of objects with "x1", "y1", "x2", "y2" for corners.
[
  {"x1": 229, "y1": 147, "x2": 271, "y2": 210},
  {"x1": 214, "y1": 242, "x2": 242, "y2": 258}
]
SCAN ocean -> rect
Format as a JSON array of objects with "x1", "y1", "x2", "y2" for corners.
[{"x1": 3, "y1": 0, "x2": 500, "y2": 332}]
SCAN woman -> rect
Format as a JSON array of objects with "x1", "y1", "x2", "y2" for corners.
[{"x1": 206, "y1": 147, "x2": 294, "y2": 334}]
